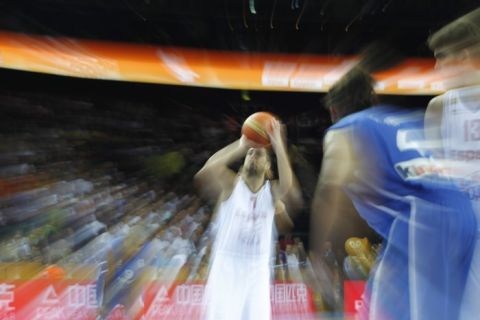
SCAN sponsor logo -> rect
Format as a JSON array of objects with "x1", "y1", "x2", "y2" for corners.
[{"x1": 395, "y1": 158, "x2": 450, "y2": 180}]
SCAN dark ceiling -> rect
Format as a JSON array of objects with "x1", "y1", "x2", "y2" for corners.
[{"x1": 1, "y1": 0, "x2": 479, "y2": 56}]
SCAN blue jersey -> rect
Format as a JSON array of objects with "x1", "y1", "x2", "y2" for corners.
[{"x1": 328, "y1": 105, "x2": 476, "y2": 320}]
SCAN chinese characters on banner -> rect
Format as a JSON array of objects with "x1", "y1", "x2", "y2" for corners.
[
  {"x1": 0, "y1": 280, "x2": 98, "y2": 320},
  {"x1": 140, "y1": 282, "x2": 316, "y2": 320},
  {"x1": 1, "y1": 277, "x2": 319, "y2": 319}
]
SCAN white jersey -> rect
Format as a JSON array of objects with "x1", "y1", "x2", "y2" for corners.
[
  {"x1": 442, "y1": 87, "x2": 480, "y2": 213},
  {"x1": 212, "y1": 178, "x2": 276, "y2": 261},
  {"x1": 441, "y1": 86, "x2": 480, "y2": 320},
  {"x1": 203, "y1": 178, "x2": 275, "y2": 320}
]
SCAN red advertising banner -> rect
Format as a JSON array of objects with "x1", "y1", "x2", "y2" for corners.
[
  {"x1": 1, "y1": 263, "x2": 369, "y2": 320},
  {"x1": 0, "y1": 264, "x2": 100, "y2": 320},
  {"x1": 0, "y1": 279, "x2": 98, "y2": 320},
  {"x1": 139, "y1": 282, "x2": 316, "y2": 320},
  {"x1": 344, "y1": 280, "x2": 367, "y2": 320}
]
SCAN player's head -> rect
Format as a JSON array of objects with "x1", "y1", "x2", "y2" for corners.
[
  {"x1": 242, "y1": 147, "x2": 272, "y2": 179},
  {"x1": 428, "y1": 8, "x2": 480, "y2": 71},
  {"x1": 324, "y1": 67, "x2": 377, "y2": 122}
]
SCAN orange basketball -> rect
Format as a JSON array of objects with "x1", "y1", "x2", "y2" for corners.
[{"x1": 241, "y1": 112, "x2": 276, "y2": 146}]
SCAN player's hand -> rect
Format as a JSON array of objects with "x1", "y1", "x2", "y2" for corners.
[
  {"x1": 268, "y1": 119, "x2": 286, "y2": 150},
  {"x1": 239, "y1": 135, "x2": 258, "y2": 151}
]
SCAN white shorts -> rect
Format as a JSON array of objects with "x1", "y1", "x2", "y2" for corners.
[{"x1": 203, "y1": 254, "x2": 272, "y2": 320}]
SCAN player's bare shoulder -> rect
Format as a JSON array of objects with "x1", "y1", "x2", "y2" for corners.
[
  {"x1": 425, "y1": 94, "x2": 445, "y2": 141},
  {"x1": 218, "y1": 175, "x2": 240, "y2": 203},
  {"x1": 426, "y1": 94, "x2": 445, "y2": 115}
]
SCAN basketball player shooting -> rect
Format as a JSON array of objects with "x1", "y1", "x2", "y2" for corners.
[{"x1": 195, "y1": 117, "x2": 294, "y2": 320}]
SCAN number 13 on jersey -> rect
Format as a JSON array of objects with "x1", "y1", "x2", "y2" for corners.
[{"x1": 464, "y1": 119, "x2": 480, "y2": 142}]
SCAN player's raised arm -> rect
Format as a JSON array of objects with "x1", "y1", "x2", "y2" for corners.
[
  {"x1": 424, "y1": 95, "x2": 445, "y2": 156},
  {"x1": 195, "y1": 136, "x2": 252, "y2": 200},
  {"x1": 274, "y1": 200, "x2": 294, "y2": 234},
  {"x1": 310, "y1": 129, "x2": 356, "y2": 257},
  {"x1": 268, "y1": 119, "x2": 293, "y2": 199}
]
